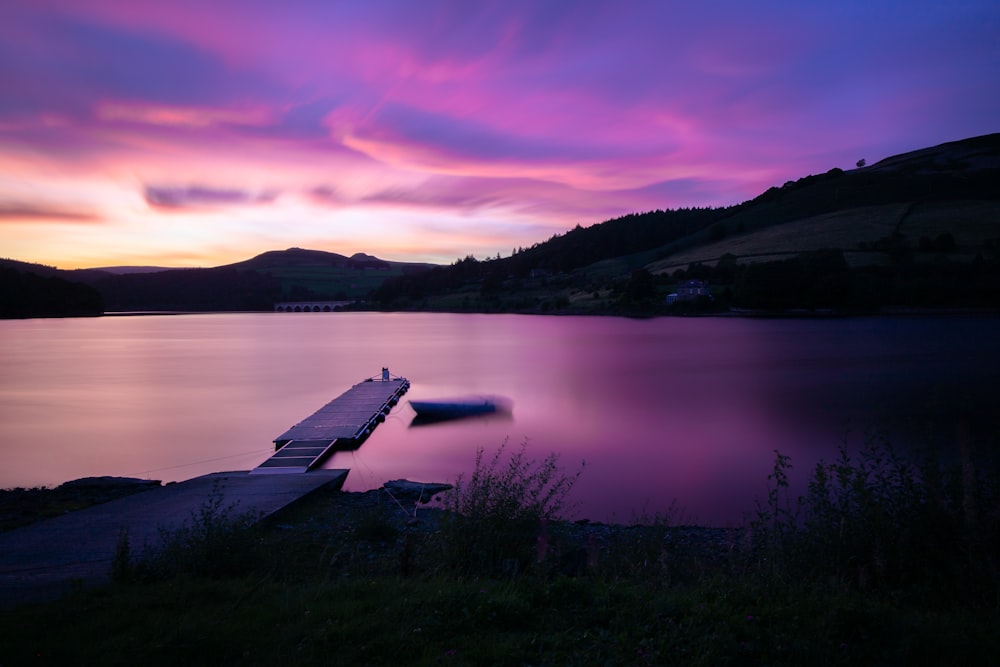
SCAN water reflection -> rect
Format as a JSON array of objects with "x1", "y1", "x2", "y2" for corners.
[{"x1": 0, "y1": 313, "x2": 997, "y2": 526}]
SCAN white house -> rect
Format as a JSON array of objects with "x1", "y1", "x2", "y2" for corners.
[{"x1": 666, "y1": 279, "x2": 712, "y2": 304}]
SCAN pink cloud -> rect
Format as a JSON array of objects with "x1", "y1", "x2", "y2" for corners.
[
  {"x1": 97, "y1": 103, "x2": 276, "y2": 129},
  {"x1": 0, "y1": 202, "x2": 101, "y2": 223},
  {"x1": 1, "y1": 0, "x2": 997, "y2": 267}
]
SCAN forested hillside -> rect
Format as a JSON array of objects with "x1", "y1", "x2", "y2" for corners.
[
  {"x1": 0, "y1": 264, "x2": 103, "y2": 318},
  {"x1": 4, "y1": 134, "x2": 998, "y2": 317},
  {"x1": 371, "y1": 133, "x2": 1000, "y2": 315}
]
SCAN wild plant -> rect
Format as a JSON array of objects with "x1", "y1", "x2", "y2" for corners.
[
  {"x1": 598, "y1": 507, "x2": 675, "y2": 581},
  {"x1": 747, "y1": 433, "x2": 1000, "y2": 606},
  {"x1": 110, "y1": 527, "x2": 132, "y2": 583},
  {"x1": 439, "y1": 438, "x2": 584, "y2": 575},
  {"x1": 746, "y1": 449, "x2": 800, "y2": 580},
  {"x1": 134, "y1": 480, "x2": 263, "y2": 580}
]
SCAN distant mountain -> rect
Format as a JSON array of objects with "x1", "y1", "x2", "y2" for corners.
[
  {"x1": 5, "y1": 133, "x2": 998, "y2": 317},
  {"x1": 91, "y1": 266, "x2": 173, "y2": 275},
  {"x1": 225, "y1": 247, "x2": 434, "y2": 274},
  {"x1": 1, "y1": 249, "x2": 437, "y2": 315},
  {"x1": 0, "y1": 258, "x2": 69, "y2": 278},
  {"x1": 90, "y1": 248, "x2": 437, "y2": 312}
]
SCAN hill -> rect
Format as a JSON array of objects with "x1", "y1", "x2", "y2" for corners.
[
  {"x1": 89, "y1": 266, "x2": 172, "y2": 275},
  {"x1": 87, "y1": 248, "x2": 436, "y2": 312},
  {"x1": 4, "y1": 133, "x2": 998, "y2": 316},
  {"x1": 1, "y1": 250, "x2": 436, "y2": 315},
  {"x1": 372, "y1": 133, "x2": 1000, "y2": 314},
  {"x1": 0, "y1": 262, "x2": 103, "y2": 318}
]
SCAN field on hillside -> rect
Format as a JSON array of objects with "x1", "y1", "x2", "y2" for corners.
[
  {"x1": 646, "y1": 200, "x2": 1000, "y2": 273},
  {"x1": 900, "y1": 200, "x2": 1000, "y2": 250}
]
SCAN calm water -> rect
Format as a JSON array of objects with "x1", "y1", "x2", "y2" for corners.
[{"x1": 1, "y1": 313, "x2": 997, "y2": 525}]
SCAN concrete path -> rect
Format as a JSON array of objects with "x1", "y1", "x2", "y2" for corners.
[{"x1": 0, "y1": 470, "x2": 348, "y2": 608}]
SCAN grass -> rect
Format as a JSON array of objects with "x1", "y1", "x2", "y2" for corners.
[
  {"x1": 647, "y1": 203, "x2": 905, "y2": 272},
  {"x1": 438, "y1": 438, "x2": 584, "y2": 575},
  {"x1": 747, "y1": 435, "x2": 1000, "y2": 608},
  {"x1": 5, "y1": 572, "x2": 997, "y2": 665},
  {"x1": 123, "y1": 480, "x2": 264, "y2": 582},
  {"x1": 646, "y1": 200, "x2": 1000, "y2": 273},
  {"x1": 2, "y1": 439, "x2": 998, "y2": 665}
]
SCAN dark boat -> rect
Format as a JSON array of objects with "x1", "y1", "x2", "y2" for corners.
[{"x1": 408, "y1": 395, "x2": 512, "y2": 422}]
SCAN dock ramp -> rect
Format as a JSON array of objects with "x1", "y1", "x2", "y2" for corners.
[{"x1": 252, "y1": 372, "x2": 409, "y2": 474}]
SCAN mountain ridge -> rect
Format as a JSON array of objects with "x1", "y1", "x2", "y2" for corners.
[
  {"x1": 370, "y1": 132, "x2": 1000, "y2": 314},
  {"x1": 3, "y1": 132, "x2": 998, "y2": 317}
]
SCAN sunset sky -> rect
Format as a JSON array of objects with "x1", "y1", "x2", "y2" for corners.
[{"x1": 1, "y1": 0, "x2": 997, "y2": 269}]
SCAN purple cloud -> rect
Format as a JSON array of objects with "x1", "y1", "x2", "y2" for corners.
[
  {"x1": 144, "y1": 185, "x2": 278, "y2": 210},
  {"x1": 0, "y1": 0, "x2": 997, "y2": 268},
  {"x1": 0, "y1": 7, "x2": 285, "y2": 116}
]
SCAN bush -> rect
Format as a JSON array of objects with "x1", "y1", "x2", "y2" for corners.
[
  {"x1": 131, "y1": 481, "x2": 263, "y2": 580},
  {"x1": 440, "y1": 439, "x2": 584, "y2": 575},
  {"x1": 747, "y1": 435, "x2": 1000, "y2": 607}
]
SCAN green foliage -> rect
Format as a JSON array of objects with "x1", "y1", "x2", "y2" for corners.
[
  {"x1": 622, "y1": 268, "x2": 657, "y2": 305},
  {"x1": 708, "y1": 221, "x2": 729, "y2": 241},
  {"x1": 133, "y1": 481, "x2": 264, "y2": 580},
  {"x1": 371, "y1": 207, "x2": 729, "y2": 307},
  {"x1": 86, "y1": 248, "x2": 432, "y2": 311},
  {"x1": 9, "y1": 136, "x2": 994, "y2": 316},
  {"x1": 444, "y1": 439, "x2": 584, "y2": 524},
  {"x1": 597, "y1": 509, "x2": 675, "y2": 580},
  {"x1": 733, "y1": 248, "x2": 853, "y2": 309},
  {"x1": 352, "y1": 506, "x2": 400, "y2": 543},
  {"x1": 95, "y1": 266, "x2": 286, "y2": 312},
  {"x1": 748, "y1": 436, "x2": 1000, "y2": 606},
  {"x1": 110, "y1": 527, "x2": 132, "y2": 583},
  {"x1": 6, "y1": 567, "x2": 999, "y2": 665},
  {"x1": 440, "y1": 438, "x2": 584, "y2": 575},
  {"x1": 6, "y1": 435, "x2": 1000, "y2": 663}
]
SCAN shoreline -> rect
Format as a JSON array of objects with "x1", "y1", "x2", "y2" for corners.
[
  {"x1": 0, "y1": 474, "x2": 735, "y2": 541},
  {"x1": 1, "y1": 475, "x2": 738, "y2": 609},
  {"x1": 6, "y1": 304, "x2": 999, "y2": 321}
]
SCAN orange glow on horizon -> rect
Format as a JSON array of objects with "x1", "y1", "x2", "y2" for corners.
[{"x1": 1, "y1": 1, "x2": 996, "y2": 269}]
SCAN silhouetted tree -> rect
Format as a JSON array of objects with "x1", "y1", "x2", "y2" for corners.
[
  {"x1": 0, "y1": 267, "x2": 103, "y2": 318},
  {"x1": 623, "y1": 269, "x2": 657, "y2": 304}
]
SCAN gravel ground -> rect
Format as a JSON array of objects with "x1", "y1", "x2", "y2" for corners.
[
  {"x1": 270, "y1": 485, "x2": 745, "y2": 578},
  {"x1": 3, "y1": 477, "x2": 745, "y2": 579}
]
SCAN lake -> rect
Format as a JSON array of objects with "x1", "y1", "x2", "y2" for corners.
[{"x1": 1, "y1": 312, "x2": 997, "y2": 526}]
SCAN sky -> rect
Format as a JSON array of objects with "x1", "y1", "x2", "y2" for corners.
[{"x1": 1, "y1": 1, "x2": 998, "y2": 269}]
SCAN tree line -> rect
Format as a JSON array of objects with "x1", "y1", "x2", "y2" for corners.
[{"x1": 0, "y1": 266, "x2": 103, "y2": 318}]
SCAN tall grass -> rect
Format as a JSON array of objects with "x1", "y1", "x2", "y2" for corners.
[
  {"x1": 4, "y1": 438, "x2": 1000, "y2": 663},
  {"x1": 124, "y1": 480, "x2": 264, "y2": 581},
  {"x1": 439, "y1": 438, "x2": 584, "y2": 575},
  {"x1": 748, "y1": 434, "x2": 1000, "y2": 607}
]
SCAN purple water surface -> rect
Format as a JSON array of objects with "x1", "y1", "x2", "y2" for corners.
[{"x1": 1, "y1": 313, "x2": 996, "y2": 525}]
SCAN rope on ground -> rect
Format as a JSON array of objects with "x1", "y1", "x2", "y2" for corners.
[
  {"x1": 125, "y1": 447, "x2": 274, "y2": 477},
  {"x1": 341, "y1": 451, "x2": 414, "y2": 517}
]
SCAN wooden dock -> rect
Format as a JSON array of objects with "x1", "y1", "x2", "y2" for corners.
[
  {"x1": 251, "y1": 371, "x2": 410, "y2": 474},
  {"x1": 0, "y1": 471, "x2": 350, "y2": 606}
]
